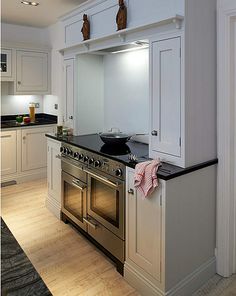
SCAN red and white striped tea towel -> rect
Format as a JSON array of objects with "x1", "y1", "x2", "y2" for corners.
[{"x1": 134, "y1": 159, "x2": 161, "y2": 198}]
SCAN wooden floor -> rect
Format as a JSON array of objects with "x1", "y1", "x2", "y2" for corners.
[{"x1": 1, "y1": 179, "x2": 139, "y2": 296}]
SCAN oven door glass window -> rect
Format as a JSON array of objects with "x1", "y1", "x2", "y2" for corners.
[
  {"x1": 63, "y1": 178, "x2": 86, "y2": 223},
  {"x1": 90, "y1": 178, "x2": 119, "y2": 227}
]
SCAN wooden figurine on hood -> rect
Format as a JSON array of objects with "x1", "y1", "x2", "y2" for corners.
[
  {"x1": 116, "y1": 0, "x2": 127, "y2": 31},
  {"x1": 81, "y1": 14, "x2": 90, "y2": 41}
]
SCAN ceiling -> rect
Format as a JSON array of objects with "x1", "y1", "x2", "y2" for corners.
[{"x1": 1, "y1": 0, "x2": 87, "y2": 28}]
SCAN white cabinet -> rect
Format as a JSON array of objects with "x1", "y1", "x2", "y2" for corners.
[
  {"x1": 125, "y1": 166, "x2": 217, "y2": 296},
  {"x1": 126, "y1": 168, "x2": 162, "y2": 282},
  {"x1": 21, "y1": 126, "x2": 55, "y2": 172},
  {"x1": 46, "y1": 138, "x2": 61, "y2": 219},
  {"x1": 1, "y1": 125, "x2": 56, "y2": 183},
  {"x1": 47, "y1": 138, "x2": 61, "y2": 202},
  {"x1": 150, "y1": 37, "x2": 181, "y2": 159},
  {"x1": 16, "y1": 50, "x2": 50, "y2": 94},
  {"x1": 1, "y1": 130, "x2": 17, "y2": 176},
  {"x1": 63, "y1": 58, "x2": 74, "y2": 128},
  {"x1": 1, "y1": 49, "x2": 13, "y2": 80}
]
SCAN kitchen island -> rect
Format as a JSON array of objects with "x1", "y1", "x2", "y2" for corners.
[{"x1": 46, "y1": 133, "x2": 217, "y2": 296}]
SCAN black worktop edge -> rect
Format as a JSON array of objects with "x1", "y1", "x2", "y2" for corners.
[
  {"x1": 157, "y1": 159, "x2": 218, "y2": 180},
  {"x1": 1, "y1": 113, "x2": 57, "y2": 129},
  {"x1": 46, "y1": 134, "x2": 218, "y2": 181}
]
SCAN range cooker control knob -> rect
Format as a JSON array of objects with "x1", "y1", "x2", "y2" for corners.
[
  {"x1": 94, "y1": 160, "x2": 101, "y2": 167},
  {"x1": 115, "y1": 168, "x2": 123, "y2": 177},
  {"x1": 63, "y1": 147, "x2": 68, "y2": 154},
  {"x1": 89, "y1": 158, "x2": 94, "y2": 165},
  {"x1": 73, "y1": 152, "x2": 79, "y2": 159},
  {"x1": 67, "y1": 148, "x2": 72, "y2": 156},
  {"x1": 84, "y1": 156, "x2": 89, "y2": 162},
  {"x1": 78, "y1": 154, "x2": 84, "y2": 160},
  {"x1": 60, "y1": 147, "x2": 63, "y2": 153}
]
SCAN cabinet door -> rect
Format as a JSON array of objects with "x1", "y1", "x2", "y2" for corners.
[
  {"x1": 16, "y1": 50, "x2": 48, "y2": 92},
  {"x1": 47, "y1": 139, "x2": 61, "y2": 202},
  {"x1": 151, "y1": 37, "x2": 181, "y2": 157},
  {"x1": 1, "y1": 49, "x2": 12, "y2": 78},
  {"x1": 22, "y1": 126, "x2": 55, "y2": 171},
  {"x1": 1, "y1": 130, "x2": 17, "y2": 176},
  {"x1": 63, "y1": 59, "x2": 74, "y2": 127},
  {"x1": 126, "y1": 168, "x2": 162, "y2": 281}
]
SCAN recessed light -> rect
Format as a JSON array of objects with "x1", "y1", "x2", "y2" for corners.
[{"x1": 21, "y1": 1, "x2": 39, "y2": 6}]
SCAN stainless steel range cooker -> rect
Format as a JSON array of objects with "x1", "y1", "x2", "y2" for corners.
[{"x1": 60, "y1": 143, "x2": 125, "y2": 274}]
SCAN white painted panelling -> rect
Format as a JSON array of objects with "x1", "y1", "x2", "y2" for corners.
[
  {"x1": 61, "y1": 0, "x2": 185, "y2": 48},
  {"x1": 90, "y1": 2, "x2": 118, "y2": 39},
  {"x1": 77, "y1": 54, "x2": 104, "y2": 135},
  {"x1": 184, "y1": 0, "x2": 217, "y2": 166},
  {"x1": 1, "y1": 84, "x2": 43, "y2": 115},
  {"x1": 65, "y1": 19, "x2": 83, "y2": 46},
  {"x1": 128, "y1": 0, "x2": 184, "y2": 28},
  {"x1": 151, "y1": 37, "x2": 181, "y2": 157},
  {"x1": 217, "y1": 0, "x2": 236, "y2": 277},
  {"x1": 104, "y1": 48, "x2": 149, "y2": 134}
]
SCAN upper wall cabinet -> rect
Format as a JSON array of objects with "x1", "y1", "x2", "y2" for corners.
[
  {"x1": 1, "y1": 49, "x2": 13, "y2": 80},
  {"x1": 150, "y1": 37, "x2": 181, "y2": 160},
  {"x1": 1, "y1": 45, "x2": 51, "y2": 95},
  {"x1": 15, "y1": 50, "x2": 49, "y2": 94}
]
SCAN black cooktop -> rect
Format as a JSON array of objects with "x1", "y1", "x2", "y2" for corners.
[{"x1": 46, "y1": 133, "x2": 218, "y2": 180}]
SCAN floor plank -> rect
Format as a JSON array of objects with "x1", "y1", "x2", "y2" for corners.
[{"x1": 1, "y1": 179, "x2": 138, "y2": 296}]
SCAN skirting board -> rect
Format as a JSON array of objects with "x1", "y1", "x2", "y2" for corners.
[
  {"x1": 124, "y1": 257, "x2": 216, "y2": 296},
  {"x1": 45, "y1": 196, "x2": 61, "y2": 220},
  {"x1": 1, "y1": 169, "x2": 46, "y2": 184}
]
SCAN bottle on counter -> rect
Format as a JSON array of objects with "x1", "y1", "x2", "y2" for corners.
[{"x1": 29, "y1": 103, "x2": 35, "y2": 123}]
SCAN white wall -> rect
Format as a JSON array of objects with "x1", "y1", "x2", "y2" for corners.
[
  {"x1": 77, "y1": 54, "x2": 104, "y2": 134},
  {"x1": 103, "y1": 48, "x2": 149, "y2": 134},
  {"x1": 43, "y1": 22, "x2": 64, "y2": 119},
  {"x1": 1, "y1": 22, "x2": 50, "y2": 46},
  {"x1": 1, "y1": 82, "x2": 43, "y2": 115}
]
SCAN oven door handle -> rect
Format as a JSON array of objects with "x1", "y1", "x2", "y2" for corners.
[
  {"x1": 83, "y1": 217, "x2": 98, "y2": 229},
  {"x1": 72, "y1": 180, "x2": 86, "y2": 191},
  {"x1": 84, "y1": 169, "x2": 120, "y2": 188}
]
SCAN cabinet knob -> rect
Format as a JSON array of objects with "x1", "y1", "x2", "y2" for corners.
[
  {"x1": 69, "y1": 116, "x2": 73, "y2": 119},
  {"x1": 128, "y1": 188, "x2": 134, "y2": 195},
  {"x1": 18, "y1": 81, "x2": 21, "y2": 85},
  {"x1": 23, "y1": 136, "x2": 26, "y2": 140},
  {"x1": 151, "y1": 130, "x2": 158, "y2": 136}
]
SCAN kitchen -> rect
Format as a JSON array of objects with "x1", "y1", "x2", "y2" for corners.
[{"x1": 1, "y1": 0, "x2": 236, "y2": 296}]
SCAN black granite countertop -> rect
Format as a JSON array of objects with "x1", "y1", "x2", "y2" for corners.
[
  {"x1": 1, "y1": 218, "x2": 52, "y2": 296},
  {"x1": 46, "y1": 133, "x2": 217, "y2": 180},
  {"x1": 1, "y1": 113, "x2": 57, "y2": 129}
]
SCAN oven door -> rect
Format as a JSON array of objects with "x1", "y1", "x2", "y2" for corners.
[
  {"x1": 62, "y1": 171, "x2": 87, "y2": 231},
  {"x1": 86, "y1": 169, "x2": 124, "y2": 240}
]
